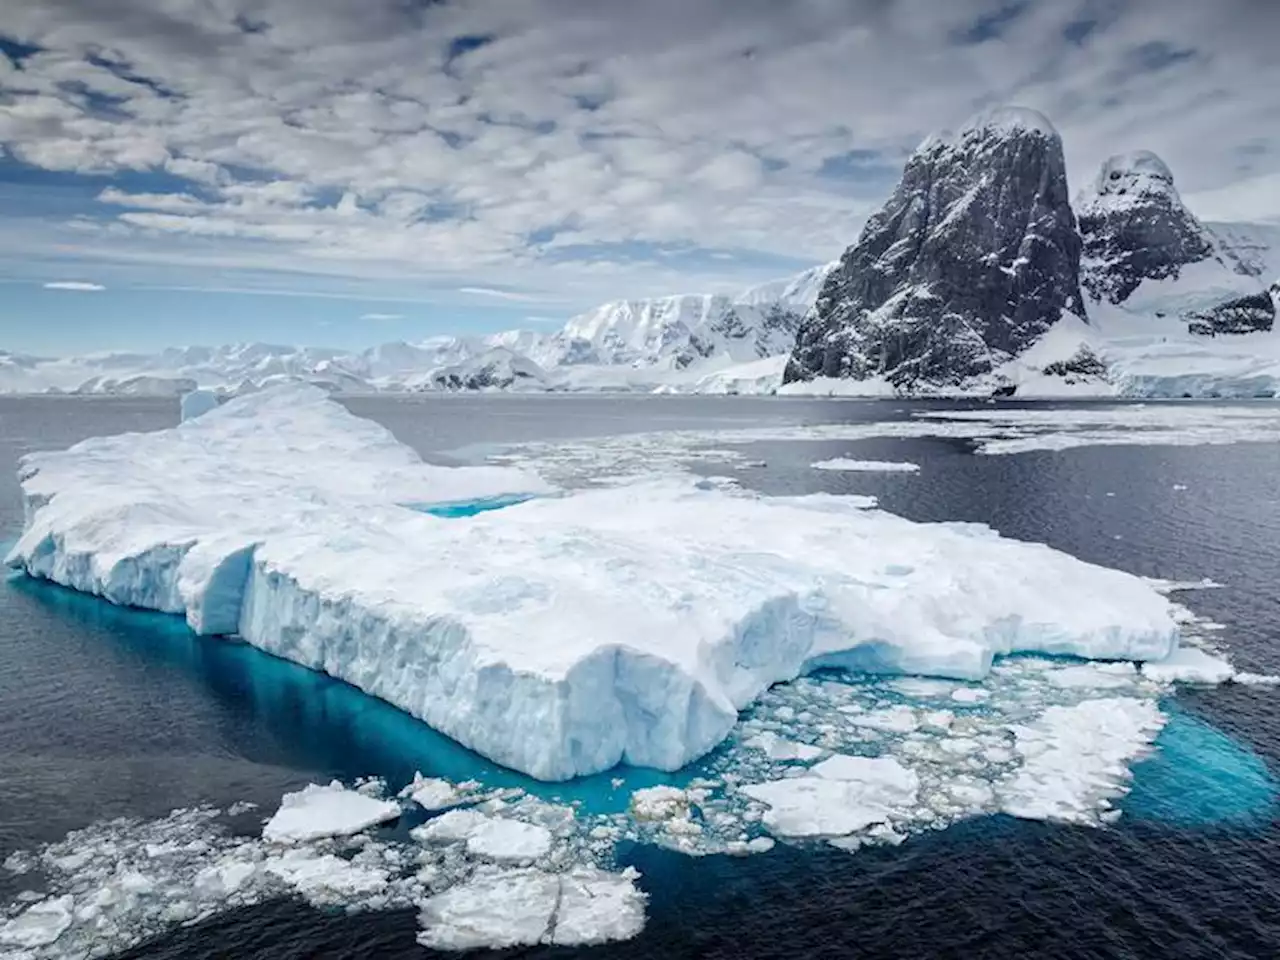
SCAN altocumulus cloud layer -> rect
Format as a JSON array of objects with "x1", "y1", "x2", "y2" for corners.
[{"x1": 1, "y1": 0, "x2": 1278, "y2": 302}]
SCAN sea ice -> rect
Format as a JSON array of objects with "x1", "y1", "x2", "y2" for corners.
[
  {"x1": 999, "y1": 698, "x2": 1165, "y2": 823},
  {"x1": 262, "y1": 781, "x2": 400, "y2": 842},
  {"x1": 740, "y1": 755, "x2": 920, "y2": 837},
  {"x1": 743, "y1": 732, "x2": 825, "y2": 761},
  {"x1": 464, "y1": 819, "x2": 553, "y2": 862},
  {"x1": 0, "y1": 895, "x2": 74, "y2": 948},
  {"x1": 412, "y1": 809, "x2": 491, "y2": 844},
  {"x1": 406, "y1": 775, "x2": 473, "y2": 811},
  {"x1": 417, "y1": 867, "x2": 646, "y2": 950},
  {"x1": 810, "y1": 458, "x2": 920, "y2": 472},
  {"x1": 8, "y1": 385, "x2": 1187, "y2": 781},
  {"x1": 1141, "y1": 646, "x2": 1236, "y2": 684},
  {"x1": 262, "y1": 849, "x2": 389, "y2": 902}
]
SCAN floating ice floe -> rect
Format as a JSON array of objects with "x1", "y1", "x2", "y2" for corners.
[
  {"x1": 488, "y1": 403, "x2": 1280, "y2": 485},
  {"x1": 262, "y1": 780, "x2": 401, "y2": 842},
  {"x1": 417, "y1": 867, "x2": 646, "y2": 951},
  {"x1": 9, "y1": 385, "x2": 1202, "y2": 784},
  {"x1": 810, "y1": 458, "x2": 921, "y2": 472},
  {"x1": 4, "y1": 610, "x2": 1275, "y2": 958}
]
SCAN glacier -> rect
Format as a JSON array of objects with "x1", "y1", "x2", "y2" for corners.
[{"x1": 6, "y1": 384, "x2": 1191, "y2": 781}]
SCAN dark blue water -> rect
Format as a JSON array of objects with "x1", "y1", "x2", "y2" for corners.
[{"x1": 2, "y1": 394, "x2": 1279, "y2": 959}]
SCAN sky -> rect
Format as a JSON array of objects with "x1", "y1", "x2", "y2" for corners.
[{"x1": 1, "y1": 0, "x2": 1278, "y2": 355}]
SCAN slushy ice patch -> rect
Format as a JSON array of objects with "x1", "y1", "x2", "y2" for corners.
[{"x1": 4, "y1": 647, "x2": 1274, "y2": 957}]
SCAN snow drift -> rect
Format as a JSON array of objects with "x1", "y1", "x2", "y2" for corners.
[{"x1": 7, "y1": 386, "x2": 1185, "y2": 780}]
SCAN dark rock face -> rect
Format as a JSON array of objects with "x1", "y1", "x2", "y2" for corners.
[
  {"x1": 1076, "y1": 151, "x2": 1217, "y2": 305},
  {"x1": 1186, "y1": 292, "x2": 1275, "y2": 336},
  {"x1": 785, "y1": 108, "x2": 1085, "y2": 389},
  {"x1": 1042, "y1": 345, "x2": 1109, "y2": 381}
]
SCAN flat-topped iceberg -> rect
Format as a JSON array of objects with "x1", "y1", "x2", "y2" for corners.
[{"x1": 7, "y1": 386, "x2": 1183, "y2": 780}]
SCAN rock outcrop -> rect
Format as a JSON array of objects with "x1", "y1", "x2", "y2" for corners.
[
  {"x1": 1185, "y1": 292, "x2": 1275, "y2": 337},
  {"x1": 1076, "y1": 151, "x2": 1222, "y2": 305},
  {"x1": 784, "y1": 107, "x2": 1086, "y2": 389}
]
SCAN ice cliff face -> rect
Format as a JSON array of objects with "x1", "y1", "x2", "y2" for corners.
[{"x1": 784, "y1": 107, "x2": 1085, "y2": 389}]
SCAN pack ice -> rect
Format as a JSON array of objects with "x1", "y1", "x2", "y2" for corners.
[{"x1": 7, "y1": 385, "x2": 1183, "y2": 780}]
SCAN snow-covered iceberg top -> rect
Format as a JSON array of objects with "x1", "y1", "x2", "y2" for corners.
[{"x1": 7, "y1": 386, "x2": 1183, "y2": 781}]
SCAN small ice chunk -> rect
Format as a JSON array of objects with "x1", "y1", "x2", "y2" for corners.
[
  {"x1": 412, "y1": 808, "x2": 490, "y2": 844},
  {"x1": 810, "y1": 458, "x2": 920, "y2": 473},
  {"x1": 892, "y1": 677, "x2": 957, "y2": 698},
  {"x1": 1000, "y1": 698, "x2": 1165, "y2": 824},
  {"x1": 811, "y1": 754, "x2": 920, "y2": 790},
  {"x1": 262, "y1": 781, "x2": 400, "y2": 843},
  {"x1": 553, "y1": 868, "x2": 648, "y2": 945},
  {"x1": 1142, "y1": 647, "x2": 1235, "y2": 685},
  {"x1": 408, "y1": 776, "x2": 466, "y2": 811},
  {"x1": 743, "y1": 732, "x2": 824, "y2": 762},
  {"x1": 417, "y1": 868, "x2": 645, "y2": 950},
  {"x1": 629, "y1": 786, "x2": 690, "y2": 821},
  {"x1": 465, "y1": 820, "x2": 553, "y2": 862},
  {"x1": 950, "y1": 687, "x2": 989, "y2": 703},
  {"x1": 194, "y1": 858, "x2": 256, "y2": 896},
  {"x1": 1047, "y1": 663, "x2": 1138, "y2": 689},
  {"x1": 1234, "y1": 672, "x2": 1280, "y2": 685},
  {"x1": 263, "y1": 849, "x2": 388, "y2": 901},
  {"x1": 847, "y1": 705, "x2": 919, "y2": 733},
  {"x1": 742, "y1": 756, "x2": 919, "y2": 837},
  {"x1": 0, "y1": 894, "x2": 74, "y2": 947}
]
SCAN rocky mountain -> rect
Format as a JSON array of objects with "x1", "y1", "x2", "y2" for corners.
[
  {"x1": 0, "y1": 262, "x2": 836, "y2": 395},
  {"x1": 784, "y1": 107, "x2": 1086, "y2": 389},
  {"x1": 1076, "y1": 151, "x2": 1221, "y2": 304},
  {"x1": 1075, "y1": 151, "x2": 1272, "y2": 335},
  {"x1": 413, "y1": 347, "x2": 549, "y2": 392}
]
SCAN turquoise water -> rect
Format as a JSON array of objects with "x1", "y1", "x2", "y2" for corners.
[
  {"x1": 4, "y1": 574, "x2": 685, "y2": 818},
  {"x1": 403, "y1": 493, "x2": 535, "y2": 518},
  {"x1": 1124, "y1": 703, "x2": 1278, "y2": 826},
  {"x1": 12, "y1": 571, "x2": 1274, "y2": 831}
]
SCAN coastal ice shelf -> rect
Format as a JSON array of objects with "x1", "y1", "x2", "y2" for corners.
[{"x1": 7, "y1": 385, "x2": 1192, "y2": 780}]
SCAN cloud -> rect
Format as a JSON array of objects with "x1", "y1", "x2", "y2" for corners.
[
  {"x1": 457, "y1": 286, "x2": 548, "y2": 302},
  {"x1": 359, "y1": 312, "x2": 404, "y2": 320},
  {"x1": 43, "y1": 280, "x2": 106, "y2": 291},
  {"x1": 0, "y1": 0, "x2": 1276, "y2": 309}
]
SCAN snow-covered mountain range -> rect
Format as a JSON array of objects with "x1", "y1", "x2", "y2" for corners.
[
  {"x1": 0, "y1": 265, "x2": 839, "y2": 397},
  {"x1": 4, "y1": 107, "x2": 1279, "y2": 399}
]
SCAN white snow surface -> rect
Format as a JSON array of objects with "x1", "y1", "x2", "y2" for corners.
[
  {"x1": 0, "y1": 896, "x2": 74, "y2": 948},
  {"x1": 262, "y1": 781, "x2": 401, "y2": 843},
  {"x1": 1000, "y1": 698, "x2": 1165, "y2": 823},
  {"x1": 741, "y1": 755, "x2": 920, "y2": 837},
  {"x1": 464, "y1": 819, "x2": 554, "y2": 862},
  {"x1": 417, "y1": 867, "x2": 645, "y2": 950},
  {"x1": 7, "y1": 387, "x2": 1189, "y2": 782}
]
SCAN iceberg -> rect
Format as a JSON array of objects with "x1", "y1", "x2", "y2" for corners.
[{"x1": 8, "y1": 385, "x2": 1184, "y2": 781}]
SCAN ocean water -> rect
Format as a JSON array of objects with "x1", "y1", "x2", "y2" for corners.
[{"x1": 1, "y1": 394, "x2": 1279, "y2": 958}]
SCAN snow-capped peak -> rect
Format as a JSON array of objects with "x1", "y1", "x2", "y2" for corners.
[
  {"x1": 1078, "y1": 151, "x2": 1180, "y2": 214},
  {"x1": 734, "y1": 261, "x2": 839, "y2": 309},
  {"x1": 958, "y1": 105, "x2": 1060, "y2": 141},
  {"x1": 916, "y1": 106, "x2": 1060, "y2": 158}
]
